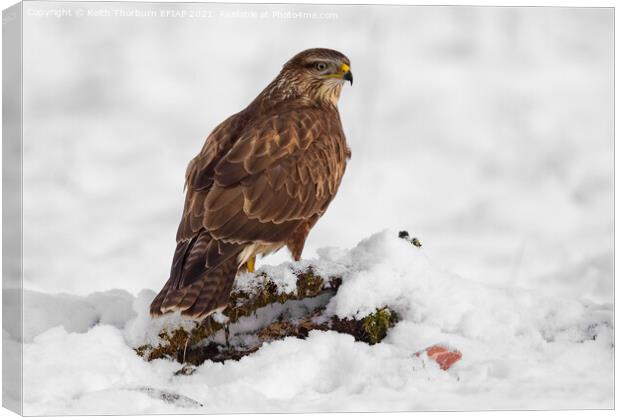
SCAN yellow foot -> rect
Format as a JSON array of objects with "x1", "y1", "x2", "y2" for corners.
[{"x1": 247, "y1": 256, "x2": 256, "y2": 273}]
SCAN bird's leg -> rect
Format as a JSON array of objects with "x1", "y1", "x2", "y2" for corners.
[{"x1": 246, "y1": 256, "x2": 256, "y2": 273}]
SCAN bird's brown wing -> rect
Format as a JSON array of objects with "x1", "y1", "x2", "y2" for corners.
[
  {"x1": 151, "y1": 107, "x2": 348, "y2": 318},
  {"x1": 151, "y1": 114, "x2": 248, "y2": 317},
  {"x1": 202, "y1": 107, "x2": 348, "y2": 244}
]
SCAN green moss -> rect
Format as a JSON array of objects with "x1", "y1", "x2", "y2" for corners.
[
  {"x1": 135, "y1": 327, "x2": 193, "y2": 362},
  {"x1": 135, "y1": 270, "x2": 398, "y2": 365},
  {"x1": 225, "y1": 269, "x2": 334, "y2": 324},
  {"x1": 137, "y1": 268, "x2": 338, "y2": 362},
  {"x1": 296, "y1": 270, "x2": 324, "y2": 297},
  {"x1": 361, "y1": 308, "x2": 397, "y2": 344}
]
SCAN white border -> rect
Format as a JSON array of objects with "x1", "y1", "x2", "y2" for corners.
[{"x1": 0, "y1": 1, "x2": 615, "y2": 417}]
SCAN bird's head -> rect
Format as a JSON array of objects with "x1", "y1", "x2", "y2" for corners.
[{"x1": 277, "y1": 48, "x2": 352, "y2": 105}]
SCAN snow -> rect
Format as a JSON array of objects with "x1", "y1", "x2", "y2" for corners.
[
  {"x1": 16, "y1": 231, "x2": 613, "y2": 414},
  {"x1": 13, "y1": 289, "x2": 136, "y2": 343}
]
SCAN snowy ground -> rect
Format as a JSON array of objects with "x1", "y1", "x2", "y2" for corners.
[
  {"x1": 12, "y1": 3, "x2": 614, "y2": 414},
  {"x1": 8, "y1": 231, "x2": 613, "y2": 414}
]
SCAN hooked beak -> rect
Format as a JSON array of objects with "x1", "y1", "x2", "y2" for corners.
[
  {"x1": 341, "y1": 63, "x2": 353, "y2": 85},
  {"x1": 324, "y1": 63, "x2": 353, "y2": 85}
]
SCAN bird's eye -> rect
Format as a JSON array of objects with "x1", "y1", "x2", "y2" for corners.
[{"x1": 316, "y1": 62, "x2": 328, "y2": 71}]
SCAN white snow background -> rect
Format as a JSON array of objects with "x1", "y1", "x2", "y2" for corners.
[{"x1": 11, "y1": 2, "x2": 614, "y2": 414}]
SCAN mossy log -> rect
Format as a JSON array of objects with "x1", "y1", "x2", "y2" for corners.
[{"x1": 136, "y1": 268, "x2": 397, "y2": 367}]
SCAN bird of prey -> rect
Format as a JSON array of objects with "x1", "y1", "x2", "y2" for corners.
[{"x1": 150, "y1": 48, "x2": 353, "y2": 319}]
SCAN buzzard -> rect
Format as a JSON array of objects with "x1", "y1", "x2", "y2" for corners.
[{"x1": 150, "y1": 48, "x2": 353, "y2": 319}]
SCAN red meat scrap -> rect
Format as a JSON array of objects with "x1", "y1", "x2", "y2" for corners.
[{"x1": 415, "y1": 345, "x2": 462, "y2": 370}]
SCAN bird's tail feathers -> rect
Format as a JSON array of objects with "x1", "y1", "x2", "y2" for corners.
[{"x1": 150, "y1": 232, "x2": 242, "y2": 320}]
